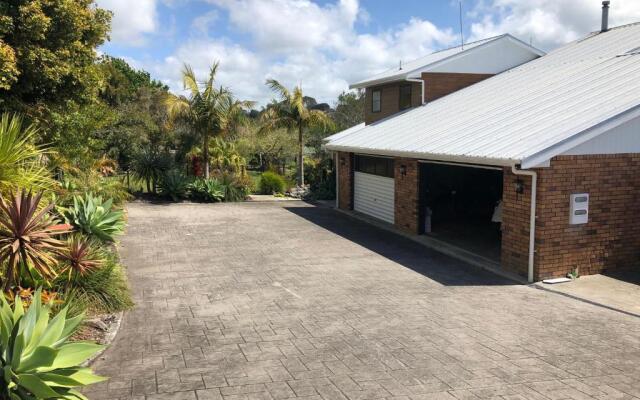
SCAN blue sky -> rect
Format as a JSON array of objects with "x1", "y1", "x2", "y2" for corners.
[{"x1": 96, "y1": 0, "x2": 640, "y2": 105}]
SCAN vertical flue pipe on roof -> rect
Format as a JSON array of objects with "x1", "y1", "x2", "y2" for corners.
[
  {"x1": 601, "y1": 1, "x2": 610, "y2": 32},
  {"x1": 511, "y1": 165, "x2": 537, "y2": 283}
]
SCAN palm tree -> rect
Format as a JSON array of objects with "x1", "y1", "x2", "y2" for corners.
[
  {"x1": 0, "y1": 113, "x2": 53, "y2": 195},
  {"x1": 166, "y1": 62, "x2": 251, "y2": 178},
  {"x1": 260, "y1": 80, "x2": 334, "y2": 187}
]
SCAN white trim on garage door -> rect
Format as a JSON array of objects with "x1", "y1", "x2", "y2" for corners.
[{"x1": 353, "y1": 171, "x2": 395, "y2": 224}]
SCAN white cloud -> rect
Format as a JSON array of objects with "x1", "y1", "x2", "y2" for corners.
[
  {"x1": 144, "y1": 0, "x2": 456, "y2": 106},
  {"x1": 131, "y1": 0, "x2": 640, "y2": 107},
  {"x1": 208, "y1": 0, "x2": 360, "y2": 54},
  {"x1": 191, "y1": 10, "x2": 219, "y2": 36},
  {"x1": 97, "y1": 0, "x2": 158, "y2": 46},
  {"x1": 468, "y1": 0, "x2": 640, "y2": 50}
]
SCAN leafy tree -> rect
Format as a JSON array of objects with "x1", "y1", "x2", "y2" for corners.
[
  {"x1": 166, "y1": 62, "x2": 251, "y2": 178},
  {"x1": 99, "y1": 56, "x2": 168, "y2": 106},
  {"x1": 333, "y1": 90, "x2": 364, "y2": 131},
  {"x1": 260, "y1": 80, "x2": 334, "y2": 186},
  {"x1": 0, "y1": 0, "x2": 111, "y2": 113}
]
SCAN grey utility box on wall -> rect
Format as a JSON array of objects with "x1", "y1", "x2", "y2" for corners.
[{"x1": 569, "y1": 193, "x2": 589, "y2": 224}]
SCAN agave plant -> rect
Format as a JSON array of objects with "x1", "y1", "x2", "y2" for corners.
[
  {"x1": 58, "y1": 235, "x2": 103, "y2": 282},
  {"x1": 188, "y1": 178, "x2": 224, "y2": 202},
  {"x1": 0, "y1": 289, "x2": 106, "y2": 399},
  {"x1": 159, "y1": 170, "x2": 189, "y2": 201},
  {"x1": 62, "y1": 193, "x2": 125, "y2": 242},
  {"x1": 0, "y1": 191, "x2": 71, "y2": 291}
]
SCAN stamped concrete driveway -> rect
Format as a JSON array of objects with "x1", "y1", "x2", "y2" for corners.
[{"x1": 85, "y1": 202, "x2": 640, "y2": 400}]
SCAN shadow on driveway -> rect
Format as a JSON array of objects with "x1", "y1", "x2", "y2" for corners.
[{"x1": 283, "y1": 203, "x2": 515, "y2": 287}]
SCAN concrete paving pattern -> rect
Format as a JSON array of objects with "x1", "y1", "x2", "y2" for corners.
[{"x1": 84, "y1": 202, "x2": 640, "y2": 400}]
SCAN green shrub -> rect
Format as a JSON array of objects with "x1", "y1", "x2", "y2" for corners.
[
  {"x1": 62, "y1": 193, "x2": 125, "y2": 242},
  {"x1": 218, "y1": 173, "x2": 250, "y2": 202},
  {"x1": 188, "y1": 178, "x2": 224, "y2": 202},
  {"x1": 57, "y1": 170, "x2": 131, "y2": 207},
  {"x1": 159, "y1": 170, "x2": 189, "y2": 201},
  {"x1": 0, "y1": 289, "x2": 106, "y2": 399},
  {"x1": 58, "y1": 253, "x2": 133, "y2": 314},
  {"x1": 259, "y1": 172, "x2": 286, "y2": 194}
]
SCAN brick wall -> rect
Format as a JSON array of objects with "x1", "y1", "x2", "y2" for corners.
[
  {"x1": 421, "y1": 72, "x2": 493, "y2": 102},
  {"x1": 337, "y1": 152, "x2": 354, "y2": 210},
  {"x1": 394, "y1": 158, "x2": 420, "y2": 234},
  {"x1": 534, "y1": 154, "x2": 640, "y2": 279},
  {"x1": 364, "y1": 82, "x2": 422, "y2": 125},
  {"x1": 501, "y1": 168, "x2": 533, "y2": 278}
]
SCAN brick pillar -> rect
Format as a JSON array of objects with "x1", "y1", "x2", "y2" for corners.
[
  {"x1": 394, "y1": 158, "x2": 419, "y2": 234},
  {"x1": 337, "y1": 152, "x2": 353, "y2": 210},
  {"x1": 501, "y1": 167, "x2": 533, "y2": 279}
]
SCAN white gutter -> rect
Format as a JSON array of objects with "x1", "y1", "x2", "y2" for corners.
[
  {"x1": 511, "y1": 164, "x2": 537, "y2": 283},
  {"x1": 405, "y1": 78, "x2": 425, "y2": 104}
]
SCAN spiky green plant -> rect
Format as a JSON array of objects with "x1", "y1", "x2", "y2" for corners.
[
  {"x1": 0, "y1": 289, "x2": 106, "y2": 399},
  {"x1": 0, "y1": 114, "x2": 54, "y2": 195},
  {"x1": 62, "y1": 194, "x2": 125, "y2": 242},
  {"x1": 0, "y1": 191, "x2": 71, "y2": 291},
  {"x1": 159, "y1": 170, "x2": 189, "y2": 201},
  {"x1": 188, "y1": 178, "x2": 224, "y2": 202}
]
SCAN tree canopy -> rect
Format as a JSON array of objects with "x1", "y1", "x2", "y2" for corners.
[{"x1": 0, "y1": 0, "x2": 111, "y2": 113}]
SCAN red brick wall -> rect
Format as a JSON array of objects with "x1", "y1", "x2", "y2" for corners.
[
  {"x1": 364, "y1": 82, "x2": 422, "y2": 125},
  {"x1": 394, "y1": 158, "x2": 420, "y2": 234},
  {"x1": 534, "y1": 154, "x2": 640, "y2": 279},
  {"x1": 337, "y1": 152, "x2": 353, "y2": 210},
  {"x1": 501, "y1": 168, "x2": 533, "y2": 278},
  {"x1": 421, "y1": 72, "x2": 493, "y2": 102}
]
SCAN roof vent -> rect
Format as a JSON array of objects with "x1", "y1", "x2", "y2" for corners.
[{"x1": 601, "y1": 1, "x2": 610, "y2": 32}]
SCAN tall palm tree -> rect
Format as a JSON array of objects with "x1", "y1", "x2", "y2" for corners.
[
  {"x1": 260, "y1": 80, "x2": 334, "y2": 187},
  {"x1": 166, "y1": 62, "x2": 250, "y2": 178}
]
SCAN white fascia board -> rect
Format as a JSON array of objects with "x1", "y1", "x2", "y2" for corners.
[
  {"x1": 349, "y1": 73, "x2": 411, "y2": 89},
  {"x1": 504, "y1": 34, "x2": 546, "y2": 57},
  {"x1": 521, "y1": 104, "x2": 640, "y2": 169},
  {"x1": 323, "y1": 144, "x2": 517, "y2": 167}
]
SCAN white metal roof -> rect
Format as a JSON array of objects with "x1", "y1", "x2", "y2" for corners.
[
  {"x1": 323, "y1": 122, "x2": 365, "y2": 142},
  {"x1": 349, "y1": 34, "x2": 544, "y2": 89},
  {"x1": 327, "y1": 23, "x2": 640, "y2": 168}
]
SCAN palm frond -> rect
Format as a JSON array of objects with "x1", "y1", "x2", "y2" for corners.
[
  {"x1": 266, "y1": 79, "x2": 291, "y2": 102},
  {"x1": 182, "y1": 64, "x2": 200, "y2": 97}
]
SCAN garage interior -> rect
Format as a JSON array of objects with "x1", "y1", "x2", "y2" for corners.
[{"x1": 419, "y1": 162, "x2": 503, "y2": 261}]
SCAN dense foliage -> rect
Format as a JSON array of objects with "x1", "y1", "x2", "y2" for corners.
[
  {"x1": 259, "y1": 172, "x2": 286, "y2": 195},
  {"x1": 0, "y1": 0, "x2": 111, "y2": 114}
]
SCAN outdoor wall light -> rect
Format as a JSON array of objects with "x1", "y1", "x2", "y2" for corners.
[
  {"x1": 400, "y1": 165, "x2": 407, "y2": 176},
  {"x1": 514, "y1": 178, "x2": 525, "y2": 194}
]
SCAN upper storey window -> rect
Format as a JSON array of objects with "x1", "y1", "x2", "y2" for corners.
[
  {"x1": 399, "y1": 84, "x2": 412, "y2": 110},
  {"x1": 372, "y1": 89, "x2": 381, "y2": 113}
]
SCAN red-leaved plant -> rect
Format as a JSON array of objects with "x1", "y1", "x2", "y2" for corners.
[
  {"x1": 59, "y1": 234, "x2": 103, "y2": 282},
  {"x1": 0, "y1": 190, "x2": 71, "y2": 291}
]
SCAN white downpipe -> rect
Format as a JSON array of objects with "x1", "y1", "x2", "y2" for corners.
[
  {"x1": 405, "y1": 78, "x2": 425, "y2": 104},
  {"x1": 335, "y1": 152, "x2": 339, "y2": 209},
  {"x1": 511, "y1": 164, "x2": 537, "y2": 283}
]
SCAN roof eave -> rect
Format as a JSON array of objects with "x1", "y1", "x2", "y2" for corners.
[
  {"x1": 323, "y1": 144, "x2": 518, "y2": 167},
  {"x1": 521, "y1": 104, "x2": 640, "y2": 169}
]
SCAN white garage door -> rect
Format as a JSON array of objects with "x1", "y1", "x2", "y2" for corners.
[{"x1": 354, "y1": 171, "x2": 395, "y2": 224}]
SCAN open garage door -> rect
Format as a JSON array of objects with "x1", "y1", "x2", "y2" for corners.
[
  {"x1": 353, "y1": 155, "x2": 395, "y2": 224},
  {"x1": 419, "y1": 161, "x2": 503, "y2": 261}
]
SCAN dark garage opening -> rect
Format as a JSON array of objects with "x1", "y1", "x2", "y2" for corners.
[{"x1": 419, "y1": 162, "x2": 503, "y2": 261}]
